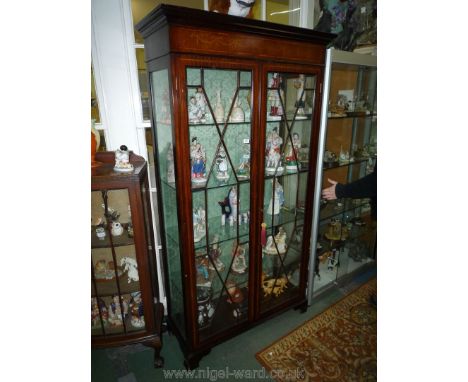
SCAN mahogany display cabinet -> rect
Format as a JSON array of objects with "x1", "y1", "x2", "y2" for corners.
[
  {"x1": 91, "y1": 151, "x2": 164, "y2": 368},
  {"x1": 136, "y1": 4, "x2": 335, "y2": 368}
]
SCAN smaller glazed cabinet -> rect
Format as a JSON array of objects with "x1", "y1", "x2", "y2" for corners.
[
  {"x1": 309, "y1": 49, "x2": 377, "y2": 301},
  {"x1": 91, "y1": 151, "x2": 164, "y2": 368}
]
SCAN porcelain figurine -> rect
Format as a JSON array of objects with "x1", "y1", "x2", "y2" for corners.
[
  {"x1": 226, "y1": 280, "x2": 244, "y2": 304},
  {"x1": 237, "y1": 140, "x2": 251, "y2": 179},
  {"x1": 190, "y1": 137, "x2": 207, "y2": 185},
  {"x1": 167, "y1": 143, "x2": 175, "y2": 184},
  {"x1": 262, "y1": 272, "x2": 288, "y2": 297},
  {"x1": 209, "y1": 0, "x2": 255, "y2": 18},
  {"x1": 188, "y1": 95, "x2": 200, "y2": 123},
  {"x1": 339, "y1": 145, "x2": 351, "y2": 164},
  {"x1": 208, "y1": 237, "x2": 225, "y2": 272},
  {"x1": 268, "y1": 72, "x2": 284, "y2": 120},
  {"x1": 196, "y1": 255, "x2": 212, "y2": 287},
  {"x1": 129, "y1": 291, "x2": 145, "y2": 328},
  {"x1": 228, "y1": 187, "x2": 239, "y2": 222},
  {"x1": 193, "y1": 206, "x2": 207, "y2": 242},
  {"x1": 114, "y1": 145, "x2": 134, "y2": 173},
  {"x1": 265, "y1": 127, "x2": 284, "y2": 175},
  {"x1": 111, "y1": 221, "x2": 124, "y2": 237},
  {"x1": 229, "y1": 96, "x2": 245, "y2": 123},
  {"x1": 285, "y1": 132, "x2": 301, "y2": 172},
  {"x1": 263, "y1": 227, "x2": 287, "y2": 255},
  {"x1": 267, "y1": 179, "x2": 284, "y2": 215},
  {"x1": 294, "y1": 74, "x2": 307, "y2": 118},
  {"x1": 215, "y1": 146, "x2": 229, "y2": 181},
  {"x1": 231, "y1": 241, "x2": 247, "y2": 274},
  {"x1": 91, "y1": 297, "x2": 108, "y2": 328},
  {"x1": 195, "y1": 87, "x2": 208, "y2": 122},
  {"x1": 120, "y1": 256, "x2": 139, "y2": 283},
  {"x1": 95, "y1": 226, "x2": 106, "y2": 240},
  {"x1": 324, "y1": 150, "x2": 338, "y2": 165},
  {"x1": 214, "y1": 89, "x2": 225, "y2": 123},
  {"x1": 108, "y1": 294, "x2": 128, "y2": 327},
  {"x1": 197, "y1": 287, "x2": 215, "y2": 327}
]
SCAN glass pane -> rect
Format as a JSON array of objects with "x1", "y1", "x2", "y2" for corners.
[
  {"x1": 132, "y1": 0, "x2": 205, "y2": 44},
  {"x1": 261, "y1": 71, "x2": 316, "y2": 313},
  {"x1": 186, "y1": 67, "x2": 252, "y2": 340},
  {"x1": 313, "y1": 58, "x2": 377, "y2": 295},
  {"x1": 136, "y1": 48, "x2": 150, "y2": 120},
  {"x1": 150, "y1": 68, "x2": 185, "y2": 338},
  {"x1": 91, "y1": 66, "x2": 100, "y2": 123},
  {"x1": 91, "y1": 189, "x2": 145, "y2": 335},
  {"x1": 266, "y1": 0, "x2": 301, "y2": 27}
]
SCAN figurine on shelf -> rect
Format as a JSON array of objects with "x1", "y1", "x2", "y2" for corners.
[
  {"x1": 237, "y1": 139, "x2": 251, "y2": 180},
  {"x1": 193, "y1": 206, "x2": 206, "y2": 242},
  {"x1": 267, "y1": 179, "x2": 284, "y2": 215},
  {"x1": 111, "y1": 221, "x2": 124, "y2": 237},
  {"x1": 208, "y1": 236, "x2": 225, "y2": 272},
  {"x1": 323, "y1": 150, "x2": 338, "y2": 166},
  {"x1": 190, "y1": 137, "x2": 207, "y2": 185},
  {"x1": 127, "y1": 206, "x2": 134, "y2": 238},
  {"x1": 91, "y1": 297, "x2": 108, "y2": 328},
  {"x1": 285, "y1": 132, "x2": 301, "y2": 172},
  {"x1": 108, "y1": 294, "x2": 129, "y2": 327},
  {"x1": 129, "y1": 291, "x2": 145, "y2": 328},
  {"x1": 209, "y1": 0, "x2": 256, "y2": 18},
  {"x1": 195, "y1": 87, "x2": 208, "y2": 122},
  {"x1": 268, "y1": 72, "x2": 284, "y2": 120},
  {"x1": 218, "y1": 187, "x2": 239, "y2": 225},
  {"x1": 327, "y1": 249, "x2": 339, "y2": 271},
  {"x1": 197, "y1": 286, "x2": 215, "y2": 327},
  {"x1": 263, "y1": 226, "x2": 287, "y2": 255},
  {"x1": 339, "y1": 145, "x2": 351, "y2": 164},
  {"x1": 231, "y1": 241, "x2": 247, "y2": 274},
  {"x1": 325, "y1": 218, "x2": 342, "y2": 241},
  {"x1": 120, "y1": 256, "x2": 139, "y2": 283},
  {"x1": 214, "y1": 89, "x2": 225, "y2": 123},
  {"x1": 95, "y1": 226, "x2": 106, "y2": 240},
  {"x1": 188, "y1": 95, "x2": 200, "y2": 123},
  {"x1": 293, "y1": 74, "x2": 307, "y2": 118},
  {"x1": 265, "y1": 127, "x2": 284, "y2": 175},
  {"x1": 229, "y1": 96, "x2": 245, "y2": 123},
  {"x1": 114, "y1": 145, "x2": 134, "y2": 173},
  {"x1": 262, "y1": 272, "x2": 288, "y2": 297},
  {"x1": 196, "y1": 255, "x2": 211, "y2": 287},
  {"x1": 214, "y1": 146, "x2": 229, "y2": 181},
  {"x1": 226, "y1": 280, "x2": 244, "y2": 304},
  {"x1": 167, "y1": 143, "x2": 175, "y2": 184}
]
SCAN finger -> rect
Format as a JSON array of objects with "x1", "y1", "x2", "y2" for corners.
[{"x1": 327, "y1": 178, "x2": 337, "y2": 185}]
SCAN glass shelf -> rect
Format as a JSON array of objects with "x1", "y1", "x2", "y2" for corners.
[
  {"x1": 319, "y1": 198, "x2": 371, "y2": 222},
  {"x1": 91, "y1": 225, "x2": 134, "y2": 249},
  {"x1": 322, "y1": 156, "x2": 374, "y2": 171},
  {"x1": 264, "y1": 206, "x2": 304, "y2": 229},
  {"x1": 328, "y1": 112, "x2": 377, "y2": 120},
  {"x1": 188, "y1": 121, "x2": 251, "y2": 128}
]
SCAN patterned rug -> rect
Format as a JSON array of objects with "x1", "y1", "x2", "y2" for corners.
[{"x1": 256, "y1": 279, "x2": 377, "y2": 382}]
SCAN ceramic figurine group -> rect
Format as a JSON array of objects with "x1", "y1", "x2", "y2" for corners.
[
  {"x1": 284, "y1": 132, "x2": 302, "y2": 172},
  {"x1": 214, "y1": 146, "x2": 229, "y2": 181},
  {"x1": 197, "y1": 286, "x2": 215, "y2": 327},
  {"x1": 92, "y1": 292, "x2": 144, "y2": 330},
  {"x1": 93, "y1": 259, "x2": 122, "y2": 280},
  {"x1": 114, "y1": 145, "x2": 134, "y2": 173},
  {"x1": 265, "y1": 127, "x2": 284, "y2": 175},
  {"x1": 188, "y1": 87, "x2": 209, "y2": 124},
  {"x1": 263, "y1": 226, "x2": 287, "y2": 256},
  {"x1": 231, "y1": 241, "x2": 248, "y2": 274},
  {"x1": 262, "y1": 272, "x2": 288, "y2": 297}
]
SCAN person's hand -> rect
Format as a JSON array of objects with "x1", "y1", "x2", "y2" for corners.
[{"x1": 322, "y1": 179, "x2": 338, "y2": 200}]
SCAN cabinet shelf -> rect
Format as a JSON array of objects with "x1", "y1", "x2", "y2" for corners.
[
  {"x1": 92, "y1": 276, "x2": 140, "y2": 297},
  {"x1": 319, "y1": 198, "x2": 371, "y2": 222},
  {"x1": 328, "y1": 112, "x2": 376, "y2": 120},
  {"x1": 91, "y1": 225, "x2": 134, "y2": 249},
  {"x1": 322, "y1": 156, "x2": 375, "y2": 171}
]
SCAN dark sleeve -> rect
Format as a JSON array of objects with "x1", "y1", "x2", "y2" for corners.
[{"x1": 335, "y1": 168, "x2": 377, "y2": 200}]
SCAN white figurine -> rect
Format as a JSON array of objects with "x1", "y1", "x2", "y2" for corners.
[
  {"x1": 265, "y1": 127, "x2": 284, "y2": 175},
  {"x1": 214, "y1": 89, "x2": 225, "y2": 123},
  {"x1": 111, "y1": 221, "x2": 124, "y2": 237},
  {"x1": 339, "y1": 145, "x2": 350, "y2": 164},
  {"x1": 237, "y1": 140, "x2": 251, "y2": 179},
  {"x1": 195, "y1": 87, "x2": 208, "y2": 123},
  {"x1": 215, "y1": 146, "x2": 229, "y2": 181},
  {"x1": 267, "y1": 179, "x2": 284, "y2": 215},
  {"x1": 293, "y1": 74, "x2": 307, "y2": 119},
  {"x1": 229, "y1": 96, "x2": 245, "y2": 123},
  {"x1": 193, "y1": 206, "x2": 206, "y2": 242},
  {"x1": 231, "y1": 241, "x2": 247, "y2": 274},
  {"x1": 114, "y1": 145, "x2": 134, "y2": 173},
  {"x1": 263, "y1": 227, "x2": 287, "y2": 255},
  {"x1": 121, "y1": 256, "x2": 139, "y2": 283},
  {"x1": 228, "y1": 187, "x2": 238, "y2": 222}
]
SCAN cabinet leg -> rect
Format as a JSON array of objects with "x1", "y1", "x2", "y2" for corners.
[
  {"x1": 143, "y1": 337, "x2": 164, "y2": 368},
  {"x1": 294, "y1": 301, "x2": 308, "y2": 313},
  {"x1": 184, "y1": 349, "x2": 211, "y2": 370}
]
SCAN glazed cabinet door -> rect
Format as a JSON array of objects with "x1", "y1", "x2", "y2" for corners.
[
  {"x1": 184, "y1": 62, "x2": 255, "y2": 343},
  {"x1": 91, "y1": 188, "x2": 146, "y2": 336},
  {"x1": 259, "y1": 68, "x2": 320, "y2": 315}
]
